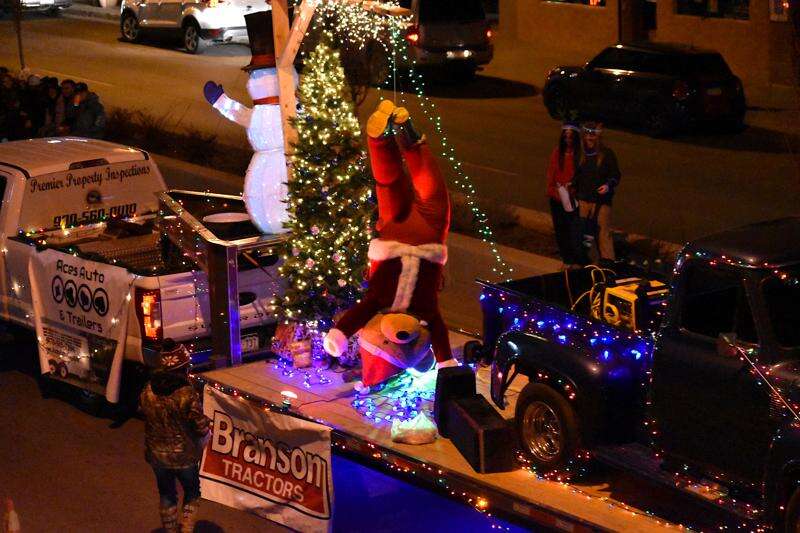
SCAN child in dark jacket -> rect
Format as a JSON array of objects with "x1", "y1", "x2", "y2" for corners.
[{"x1": 140, "y1": 340, "x2": 209, "y2": 533}]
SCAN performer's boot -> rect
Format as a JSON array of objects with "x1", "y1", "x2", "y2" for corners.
[
  {"x1": 367, "y1": 99, "x2": 397, "y2": 138},
  {"x1": 159, "y1": 504, "x2": 179, "y2": 533},
  {"x1": 180, "y1": 500, "x2": 199, "y2": 533},
  {"x1": 391, "y1": 107, "x2": 424, "y2": 148}
]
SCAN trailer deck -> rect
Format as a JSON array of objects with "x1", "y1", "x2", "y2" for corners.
[{"x1": 198, "y1": 332, "x2": 686, "y2": 532}]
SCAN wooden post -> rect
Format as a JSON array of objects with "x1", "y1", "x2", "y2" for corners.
[
  {"x1": 13, "y1": 0, "x2": 25, "y2": 71},
  {"x1": 271, "y1": 0, "x2": 409, "y2": 157},
  {"x1": 271, "y1": 0, "x2": 299, "y2": 155}
]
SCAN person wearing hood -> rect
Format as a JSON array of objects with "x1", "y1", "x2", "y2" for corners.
[
  {"x1": 71, "y1": 82, "x2": 106, "y2": 138},
  {"x1": 139, "y1": 340, "x2": 210, "y2": 533}
]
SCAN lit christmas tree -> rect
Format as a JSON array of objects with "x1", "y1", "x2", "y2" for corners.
[{"x1": 276, "y1": 32, "x2": 373, "y2": 332}]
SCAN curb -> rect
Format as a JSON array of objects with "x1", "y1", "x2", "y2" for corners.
[
  {"x1": 62, "y1": 3, "x2": 118, "y2": 22},
  {"x1": 153, "y1": 149, "x2": 682, "y2": 268}
]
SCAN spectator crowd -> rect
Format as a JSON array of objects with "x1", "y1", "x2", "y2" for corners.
[{"x1": 0, "y1": 67, "x2": 107, "y2": 142}]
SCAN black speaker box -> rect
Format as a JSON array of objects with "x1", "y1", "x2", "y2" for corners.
[
  {"x1": 446, "y1": 395, "x2": 516, "y2": 473},
  {"x1": 434, "y1": 366, "x2": 476, "y2": 438}
]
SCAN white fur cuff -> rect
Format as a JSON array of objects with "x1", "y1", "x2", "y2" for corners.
[
  {"x1": 323, "y1": 328, "x2": 348, "y2": 358},
  {"x1": 436, "y1": 358, "x2": 459, "y2": 369},
  {"x1": 368, "y1": 239, "x2": 447, "y2": 265}
]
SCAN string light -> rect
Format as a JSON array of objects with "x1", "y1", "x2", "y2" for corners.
[{"x1": 376, "y1": 28, "x2": 514, "y2": 281}]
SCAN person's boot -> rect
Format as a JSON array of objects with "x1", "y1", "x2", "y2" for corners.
[
  {"x1": 366, "y1": 99, "x2": 397, "y2": 138},
  {"x1": 159, "y1": 504, "x2": 179, "y2": 533},
  {"x1": 391, "y1": 107, "x2": 424, "y2": 148},
  {"x1": 180, "y1": 500, "x2": 199, "y2": 533}
]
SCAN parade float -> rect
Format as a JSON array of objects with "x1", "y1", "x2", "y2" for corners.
[{"x1": 168, "y1": 2, "x2": 800, "y2": 532}]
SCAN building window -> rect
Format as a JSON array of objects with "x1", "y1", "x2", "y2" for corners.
[
  {"x1": 769, "y1": 0, "x2": 789, "y2": 21},
  {"x1": 676, "y1": 0, "x2": 749, "y2": 20},
  {"x1": 544, "y1": 0, "x2": 606, "y2": 7}
]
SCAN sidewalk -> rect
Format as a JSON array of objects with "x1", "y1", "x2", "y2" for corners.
[
  {"x1": 153, "y1": 153, "x2": 562, "y2": 334},
  {"x1": 62, "y1": 1, "x2": 118, "y2": 22}
]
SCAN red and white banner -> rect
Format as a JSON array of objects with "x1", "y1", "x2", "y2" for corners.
[{"x1": 200, "y1": 386, "x2": 333, "y2": 532}]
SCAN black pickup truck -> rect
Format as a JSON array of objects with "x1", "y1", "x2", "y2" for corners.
[{"x1": 477, "y1": 218, "x2": 800, "y2": 529}]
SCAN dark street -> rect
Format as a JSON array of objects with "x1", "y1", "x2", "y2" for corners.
[{"x1": 0, "y1": 15, "x2": 797, "y2": 243}]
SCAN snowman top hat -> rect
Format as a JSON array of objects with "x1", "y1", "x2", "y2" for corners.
[{"x1": 244, "y1": 11, "x2": 277, "y2": 72}]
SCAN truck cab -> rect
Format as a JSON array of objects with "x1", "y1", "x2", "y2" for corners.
[
  {"x1": 652, "y1": 219, "x2": 800, "y2": 517},
  {"x1": 483, "y1": 218, "x2": 800, "y2": 528}
]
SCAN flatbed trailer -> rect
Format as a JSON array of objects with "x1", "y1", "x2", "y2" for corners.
[{"x1": 194, "y1": 331, "x2": 686, "y2": 532}]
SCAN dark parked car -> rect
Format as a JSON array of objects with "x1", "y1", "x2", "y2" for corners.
[{"x1": 543, "y1": 42, "x2": 746, "y2": 136}]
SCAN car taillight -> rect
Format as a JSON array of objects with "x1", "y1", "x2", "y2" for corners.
[
  {"x1": 405, "y1": 26, "x2": 419, "y2": 46},
  {"x1": 672, "y1": 80, "x2": 690, "y2": 100},
  {"x1": 136, "y1": 288, "x2": 163, "y2": 342}
]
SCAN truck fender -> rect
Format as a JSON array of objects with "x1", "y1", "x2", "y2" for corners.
[
  {"x1": 181, "y1": 10, "x2": 202, "y2": 28},
  {"x1": 765, "y1": 425, "x2": 800, "y2": 523},
  {"x1": 492, "y1": 331, "x2": 610, "y2": 445}
]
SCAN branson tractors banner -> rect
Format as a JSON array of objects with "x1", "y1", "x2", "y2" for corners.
[
  {"x1": 200, "y1": 386, "x2": 333, "y2": 532},
  {"x1": 28, "y1": 249, "x2": 135, "y2": 403}
]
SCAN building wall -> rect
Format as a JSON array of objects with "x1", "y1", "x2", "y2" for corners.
[
  {"x1": 497, "y1": 0, "x2": 794, "y2": 88},
  {"x1": 653, "y1": 0, "x2": 772, "y2": 87},
  {"x1": 768, "y1": 19, "x2": 796, "y2": 86},
  {"x1": 501, "y1": 0, "x2": 620, "y2": 64}
]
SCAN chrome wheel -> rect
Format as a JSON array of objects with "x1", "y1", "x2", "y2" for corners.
[
  {"x1": 521, "y1": 400, "x2": 562, "y2": 463},
  {"x1": 184, "y1": 24, "x2": 199, "y2": 53},
  {"x1": 121, "y1": 14, "x2": 139, "y2": 42}
]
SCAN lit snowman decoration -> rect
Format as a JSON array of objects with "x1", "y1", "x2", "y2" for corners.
[{"x1": 203, "y1": 11, "x2": 297, "y2": 234}]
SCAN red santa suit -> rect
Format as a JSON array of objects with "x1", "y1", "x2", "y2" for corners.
[{"x1": 324, "y1": 135, "x2": 455, "y2": 382}]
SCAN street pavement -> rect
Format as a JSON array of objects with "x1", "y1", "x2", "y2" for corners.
[
  {"x1": 0, "y1": 347, "x2": 530, "y2": 532},
  {"x1": 0, "y1": 15, "x2": 798, "y2": 244}
]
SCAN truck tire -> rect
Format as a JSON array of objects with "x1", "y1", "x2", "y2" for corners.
[
  {"x1": 784, "y1": 486, "x2": 800, "y2": 532},
  {"x1": 644, "y1": 100, "x2": 675, "y2": 138},
  {"x1": 462, "y1": 340, "x2": 485, "y2": 365},
  {"x1": 544, "y1": 83, "x2": 572, "y2": 120},
  {"x1": 515, "y1": 382, "x2": 579, "y2": 472}
]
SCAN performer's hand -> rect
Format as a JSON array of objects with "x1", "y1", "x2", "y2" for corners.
[{"x1": 203, "y1": 81, "x2": 224, "y2": 105}]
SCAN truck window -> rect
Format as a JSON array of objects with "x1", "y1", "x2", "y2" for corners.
[
  {"x1": 19, "y1": 160, "x2": 163, "y2": 233},
  {"x1": 763, "y1": 269, "x2": 800, "y2": 349},
  {"x1": 418, "y1": 0, "x2": 485, "y2": 23},
  {"x1": 680, "y1": 263, "x2": 758, "y2": 344}
]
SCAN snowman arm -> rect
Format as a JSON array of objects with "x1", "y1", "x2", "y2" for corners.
[{"x1": 212, "y1": 93, "x2": 253, "y2": 129}]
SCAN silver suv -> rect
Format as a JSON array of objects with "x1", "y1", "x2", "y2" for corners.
[{"x1": 119, "y1": 0, "x2": 266, "y2": 54}]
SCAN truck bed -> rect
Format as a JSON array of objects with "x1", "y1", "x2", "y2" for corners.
[{"x1": 26, "y1": 217, "x2": 191, "y2": 276}]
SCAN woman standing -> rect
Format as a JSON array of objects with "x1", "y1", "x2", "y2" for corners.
[
  {"x1": 545, "y1": 122, "x2": 582, "y2": 268},
  {"x1": 573, "y1": 122, "x2": 621, "y2": 265}
]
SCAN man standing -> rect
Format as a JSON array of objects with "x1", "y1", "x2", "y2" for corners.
[
  {"x1": 139, "y1": 340, "x2": 209, "y2": 533},
  {"x1": 71, "y1": 82, "x2": 106, "y2": 139}
]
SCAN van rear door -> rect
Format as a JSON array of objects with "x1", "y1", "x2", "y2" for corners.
[{"x1": 417, "y1": 0, "x2": 488, "y2": 51}]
